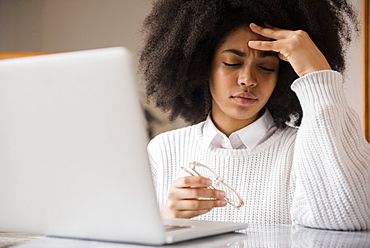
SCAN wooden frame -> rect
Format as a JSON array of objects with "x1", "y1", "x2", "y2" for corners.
[{"x1": 364, "y1": 0, "x2": 370, "y2": 141}]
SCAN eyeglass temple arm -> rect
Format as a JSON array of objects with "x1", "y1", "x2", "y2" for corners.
[
  {"x1": 182, "y1": 164, "x2": 244, "y2": 209},
  {"x1": 181, "y1": 167, "x2": 199, "y2": 177}
]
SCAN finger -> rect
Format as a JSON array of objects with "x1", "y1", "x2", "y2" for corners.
[
  {"x1": 161, "y1": 203, "x2": 213, "y2": 219},
  {"x1": 164, "y1": 198, "x2": 227, "y2": 218},
  {"x1": 249, "y1": 23, "x2": 290, "y2": 40},
  {"x1": 174, "y1": 188, "x2": 226, "y2": 200},
  {"x1": 173, "y1": 209, "x2": 212, "y2": 219},
  {"x1": 173, "y1": 176, "x2": 212, "y2": 188},
  {"x1": 248, "y1": 39, "x2": 287, "y2": 53},
  {"x1": 248, "y1": 40, "x2": 289, "y2": 62},
  {"x1": 175, "y1": 199, "x2": 227, "y2": 211}
]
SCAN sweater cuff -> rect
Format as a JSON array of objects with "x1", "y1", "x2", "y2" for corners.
[{"x1": 290, "y1": 70, "x2": 346, "y2": 109}]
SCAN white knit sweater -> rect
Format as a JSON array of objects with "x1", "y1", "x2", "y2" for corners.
[{"x1": 147, "y1": 70, "x2": 370, "y2": 230}]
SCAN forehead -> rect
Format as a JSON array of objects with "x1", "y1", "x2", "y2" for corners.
[{"x1": 218, "y1": 25, "x2": 269, "y2": 50}]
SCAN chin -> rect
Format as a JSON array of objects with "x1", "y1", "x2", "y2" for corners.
[
  {"x1": 229, "y1": 113, "x2": 259, "y2": 122},
  {"x1": 228, "y1": 109, "x2": 261, "y2": 121}
]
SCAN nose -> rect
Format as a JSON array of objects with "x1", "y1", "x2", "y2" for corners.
[{"x1": 238, "y1": 68, "x2": 257, "y2": 88}]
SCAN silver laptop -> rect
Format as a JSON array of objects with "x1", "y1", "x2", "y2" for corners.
[{"x1": 0, "y1": 47, "x2": 248, "y2": 245}]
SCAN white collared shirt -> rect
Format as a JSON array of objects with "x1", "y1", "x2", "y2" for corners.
[{"x1": 203, "y1": 109, "x2": 277, "y2": 150}]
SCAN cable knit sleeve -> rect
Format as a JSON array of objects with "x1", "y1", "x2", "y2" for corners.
[{"x1": 290, "y1": 70, "x2": 370, "y2": 230}]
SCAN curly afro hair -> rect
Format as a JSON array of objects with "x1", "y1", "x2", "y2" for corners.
[{"x1": 140, "y1": 0, "x2": 359, "y2": 127}]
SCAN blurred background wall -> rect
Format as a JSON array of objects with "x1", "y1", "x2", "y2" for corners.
[{"x1": 0, "y1": 0, "x2": 364, "y2": 137}]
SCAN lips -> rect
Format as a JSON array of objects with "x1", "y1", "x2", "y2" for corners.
[{"x1": 230, "y1": 92, "x2": 258, "y2": 105}]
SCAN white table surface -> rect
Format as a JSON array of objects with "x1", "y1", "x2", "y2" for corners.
[{"x1": 5, "y1": 224, "x2": 370, "y2": 248}]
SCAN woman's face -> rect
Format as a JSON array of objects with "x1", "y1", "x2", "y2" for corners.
[{"x1": 209, "y1": 25, "x2": 279, "y2": 135}]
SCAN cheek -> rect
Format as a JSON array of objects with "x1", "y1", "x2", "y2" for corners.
[
  {"x1": 209, "y1": 80, "x2": 222, "y2": 101},
  {"x1": 258, "y1": 77, "x2": 278, "y2": 102},
  {"x1": 208, "y1": 78, "x2": 217, "y2": 101},
  {"x1": 265, "y1": 80, "x2": 278, "y2": 100},
  {"x1": 209, "y1": 70, "x2": 232, "y2": 94}
]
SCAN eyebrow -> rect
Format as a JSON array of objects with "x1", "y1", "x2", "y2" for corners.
[
  {"x1": 222, "y1": 49, "x2": 246, "y2": 57},
  {"x1": 221, "y1": 49, "x2": 278, "y2": 58}
]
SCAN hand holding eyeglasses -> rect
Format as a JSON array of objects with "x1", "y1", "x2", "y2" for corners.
[
  {"x1": 160, "y1": 174, "x2": 227, "y2": 218},
  {"x1": 160, "y1": 162, "x2": 244, "y2": 219}
]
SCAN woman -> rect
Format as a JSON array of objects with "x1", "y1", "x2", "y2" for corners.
[{"x1": 140, "y1": 0, "x2": 370, "y2": 230}]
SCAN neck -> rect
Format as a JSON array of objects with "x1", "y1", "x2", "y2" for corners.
[{"x1": 210, "y1": 112, "x2": 259, "y2": 137}]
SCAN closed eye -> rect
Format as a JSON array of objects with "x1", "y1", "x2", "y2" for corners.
[
  {"x1": 223, "y1": 62, "x2": 241, "y2": 67},
  {"x1": 259, "y1": 66, "x2": 275, "y2": 72}
]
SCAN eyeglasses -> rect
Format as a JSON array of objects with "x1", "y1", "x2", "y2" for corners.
[{"x1": 181, "y1": 161, "x2": 244, "y2": 209}]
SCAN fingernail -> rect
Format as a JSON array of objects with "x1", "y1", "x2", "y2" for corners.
[
  {"x1": 248, "y1": 41, "x2": 256, "y2": 46},
  {"x1": 204, "y1": 179, "x2": 212, "y2": 186},
  {"x1": 219, "y1": 191, "x2": 226, "y2": 198},
  {"x1": 221, "y1": 200, "x2": 227, "y2": 206}
]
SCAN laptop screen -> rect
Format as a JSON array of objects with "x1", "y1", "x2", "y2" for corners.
[{"x1": 0, "y1": 47, "x2": 166, "y2": 244}]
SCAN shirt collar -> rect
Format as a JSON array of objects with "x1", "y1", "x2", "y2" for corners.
[{"x1": 203, "y1": 109, "x2": 276, "y2": 150}]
